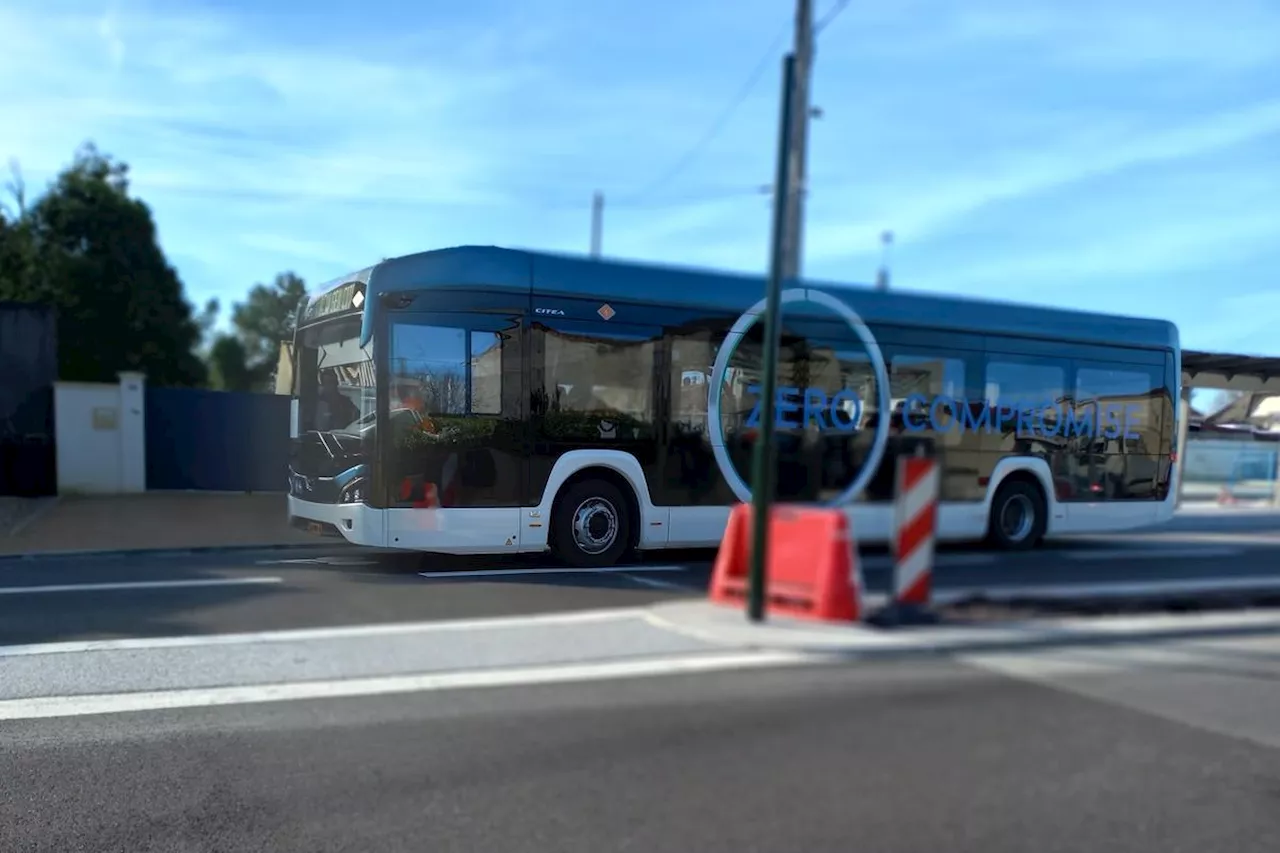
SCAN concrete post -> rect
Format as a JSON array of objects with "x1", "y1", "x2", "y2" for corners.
[{"x1": 117, "y1": 371, "x2": 147, "y2": 493}]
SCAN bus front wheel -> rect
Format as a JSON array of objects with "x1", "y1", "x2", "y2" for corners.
[
  {"x1": 986, "y1": 478, "x2": 1047, "y2": 551},
  {"x1": 550, "y1": 478, "x2": 633, "y2": 568}
]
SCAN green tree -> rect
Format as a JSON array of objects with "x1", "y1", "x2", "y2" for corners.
[
  {"x1": 195, "y1": 297, "x2": 221, "y2": 348},
  {"x1": 0, "y1": 143, "x2": 207, "y2": 387},
  {"x1": 227, "y1": 271, "x2": 307, "y2": 391},
  {"x1": 196, "y1": 272, "x2": 305, "y2": 393},
  {"x1": 0, "y1": 163, "x2": 35, "y2": 295},
  {"x1": 207, "y1": 333, "x2": 257, "y2": 392}
]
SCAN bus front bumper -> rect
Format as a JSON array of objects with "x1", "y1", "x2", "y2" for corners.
[{"x1": 288, "y1": 496, "x2": 384, "y2": 547}]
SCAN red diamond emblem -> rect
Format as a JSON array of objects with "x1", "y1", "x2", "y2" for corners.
[{"x1": 597, "y1": 303, "x2": 615, "y2": 321}]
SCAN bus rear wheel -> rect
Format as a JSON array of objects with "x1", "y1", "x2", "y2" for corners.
[
  {"x1": 550, "y1": 478, "x2": 633, "y2": 568},
  {"x1": 986, "y1": 478, "x2": 1047, "y2": 551}
]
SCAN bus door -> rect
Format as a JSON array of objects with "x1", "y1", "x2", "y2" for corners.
[
  {"x1": 526, "y1": 312, "x2": 664, "y2": 521},
  {"x1": 382, "y1": 310, "x2": 527, "y2": 536}
]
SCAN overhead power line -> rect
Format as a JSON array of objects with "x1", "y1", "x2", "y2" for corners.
[
  {"x1": 815, "y1": 0, "x2": 851, "y2": 34},
  {"x1": 615, "y1": 22, "x2": 791, "y2": 205},
  {"x1": 615, "y1": 1, "x2": 850, "y2": 213}
]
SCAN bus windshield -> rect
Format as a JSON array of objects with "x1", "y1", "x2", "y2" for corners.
[
  {"x1": 291, "y1": 317, "x2": 376, "y2": 485},
  {"x1": 296, "y1": 318, "x2": 375, "y2": 434}
]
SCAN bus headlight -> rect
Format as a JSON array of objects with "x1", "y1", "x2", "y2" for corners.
[{"x1": 340, "y1": 479, "x2": 366, "y2": 504}]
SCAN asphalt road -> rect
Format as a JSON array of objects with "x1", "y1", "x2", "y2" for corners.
[
  {"x1": 5, "y1": 651, "x2": 1280, "y2": 853},
  {"x1": 0, "y1": 510, "x2": 1276, "y2": 646}
]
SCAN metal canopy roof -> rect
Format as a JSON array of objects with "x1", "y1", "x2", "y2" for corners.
[{"x1": 1183, "y1": 350, "x2": 1280, "y2": 392}]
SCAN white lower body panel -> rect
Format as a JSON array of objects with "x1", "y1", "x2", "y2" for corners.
[
  {"x1": 290, "y1": 494, "x2": 1176, "y2": 555},
  {"x1": 288, "y1": 496, "x2": 385, "y2": 547},
  {"x1": 1056, "y1": 496, "x2": 1174, "y2": 535},
  {"x1": 385, "y1": 507, "x2": 523, "y2": 554}
]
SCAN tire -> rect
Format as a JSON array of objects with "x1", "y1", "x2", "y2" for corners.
[
  {"x1": 550, "y1": 478, "x2": 634, "y2": 568},
  {"x1": 986, "y1": 478, "x2": 1047, "y2": 551}
]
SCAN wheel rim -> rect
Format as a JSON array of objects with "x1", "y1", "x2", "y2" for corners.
[
  {"x1": 999, "y1": 493, "x2": 1035, "y2": 542},
  {"x1": 572, "y1": 498, "x2": 619, "y2": 555}
]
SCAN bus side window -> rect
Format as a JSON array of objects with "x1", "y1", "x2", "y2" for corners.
[
  {"x1": 389, "y1": 324, "x2": 468, "y2": 415},
  {"x1": 668, "y1": 328, "x2": 715, "y2": 436},
  {"x1": 984, "y1": 360, "x2": 1066, "y2": 413},
  {"x1": 982, "y1": 358, "x2": 1066, "y2": 460},
  {"x1": 1074, "y1": 365, "x2": 1163, "y2": 445},
  {"x1": 469, "y1": 331, "x2": 503, "y2": 415},
  {"x1": 533, "y1": 319, "x2": 660, "y2": 437},
  {"x1": 889, "y1": 352, "x2": 968, "y2": 444},
  {"x1": 1074, "y1": 363, "x2": 1164, "y2": 499}
]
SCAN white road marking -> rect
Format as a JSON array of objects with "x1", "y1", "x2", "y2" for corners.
[
  {"x1": 256, "y1": 556, "x2": 378, "y2": 566},
  {"x1": 862, "y1": 553, "x2": 995, "y2": 569},
  {"x1": 1073, "y1": 532, "x2": 1280, "y2": 547},
  {"x1": 417, "y1": 564, "x2": 689, "y2": 579},
  {"x1": 0, "y1": 650, "x2": 816, "y2": 721},
  {"x1": 935, "y1": 575, "x2": 1280, "y2": 602},
  {"x1": 1047, "y1": 609, "x2": 1280, "y2": 634},
  {"x1": 961, "y1": 650, "x2": 1133, "y2": 678},
  {"x1": 0, "y1": 607, "x2": 654, "y2": 658},
  {"x1": 1061, "y1": 547, "x2": 1243, "y2": 562},
  {"x1": 413, "y1": 555, "x2": 998, "y2": 578},
  {"x1": 620, "y1": 573, "x2": 692, "y2": 591},
  {"x1": 0, "y1": 577, "x2": 284, "y2": 596}
]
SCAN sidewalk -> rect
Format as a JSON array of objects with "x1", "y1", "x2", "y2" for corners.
[
  {"x1": 0, "y1": 493, "x2": 323, "y2": 557},
  {"x1": 644, "y1": 599, "x2": 1280, "y2": 658}
]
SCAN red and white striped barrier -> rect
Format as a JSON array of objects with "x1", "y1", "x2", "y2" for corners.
[{"x1": 892, "y1": 454, "x2": 940, "y2": 607}]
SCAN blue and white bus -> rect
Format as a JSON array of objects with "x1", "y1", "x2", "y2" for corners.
[{"x1": 287, "y1": 246, "x2": 1181, "y2": 567}]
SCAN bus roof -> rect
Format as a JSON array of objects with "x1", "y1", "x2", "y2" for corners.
[{"x1": 310, "y1": 245, "x2": 1179, "y2": 352}]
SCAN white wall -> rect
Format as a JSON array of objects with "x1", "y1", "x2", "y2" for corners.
[
  {"x1": 54, "y1": 372, "x2": 147, "y2": 494},
  {"x1": 1183, "y1": 437, "x2": 1278, "y2": 482}
]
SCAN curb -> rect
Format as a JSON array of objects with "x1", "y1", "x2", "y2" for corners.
[
  {"x1": 0, "y1": 541, "x2": 357, "y2": 563},
  {"x1": 644, "y1": 604, "x2": 1280, "y2": 662},
  {"x1": 716, "y1": 619, "x2": 1280, "y2": 666}
]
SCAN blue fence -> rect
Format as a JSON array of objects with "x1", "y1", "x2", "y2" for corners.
[
  {"x1": 145, "y1": 388, "x2": 291, "y2": 492},
  {"x1": 0, "y1": 303, "x2": 57, "y2": 496}
]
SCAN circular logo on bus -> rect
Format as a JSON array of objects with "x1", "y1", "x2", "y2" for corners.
[{"x1": 706, "y1": 288, "x2": 893, "y2": 507}]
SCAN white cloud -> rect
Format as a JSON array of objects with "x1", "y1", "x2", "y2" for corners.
[
  {"x1": 1179, "y1": 291, "x2": 1280, "y2": 354},
  {"x1": 234, "y1": 233, "x2": 358, "y2": 270},
  {"x1": 863, "y1": 1, "x2": 1280, "y2": 72},
  {"x1": 0, "y1": 5, "x2": 556, "y2": 201},
  {"x1": 2, "y1": 0, "x2": 1279, "y2": 360},
  {"x1": 95, "y1": 5, "x2": 125, "y2": 70},
  {"x1": 804, "y1": 99, "x2": 1280, "y2": 265},
  {"x1": 0, "y1": 2, "x2": 609, "y2": 307},
  {"x1": 912, "y1": 210, "x2": 1280, "y2": 293}
]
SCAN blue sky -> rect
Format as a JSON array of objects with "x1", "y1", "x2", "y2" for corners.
[{"x1": 3, "y1": 0, "x2": 1279, "y2": 364}]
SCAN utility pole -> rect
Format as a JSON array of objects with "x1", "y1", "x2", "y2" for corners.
[
  {"x1": 876, "y1": 230, "x2": 894, "y2": 290},
  {"x1": 780, "y1": 0, "x2": 814, "y2": 281},
  {"x1": 746, "y1": 53, "x2": 797, "y2": 624},
  {"x1": 590, "y1": 191, "x2": 604, "y2": 258}
]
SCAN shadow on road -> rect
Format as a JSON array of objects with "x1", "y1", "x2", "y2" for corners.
[
  {"x1": 0, "y1": 564, "x2": 303, "y2": 647},
  {"x1": 4, "y1": 508, "x2": 1276, "y2": 647},
  {"x1": 281, "y1": 547, "x2": 721, "y2": 595}
]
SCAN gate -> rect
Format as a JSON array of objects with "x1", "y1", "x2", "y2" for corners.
[
  {"x1": 145, "y1": 387, "x2": 292, "y2": 492},
  {"x1": 0, "y1": 303, "x2": 57, "y2": 497}
]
